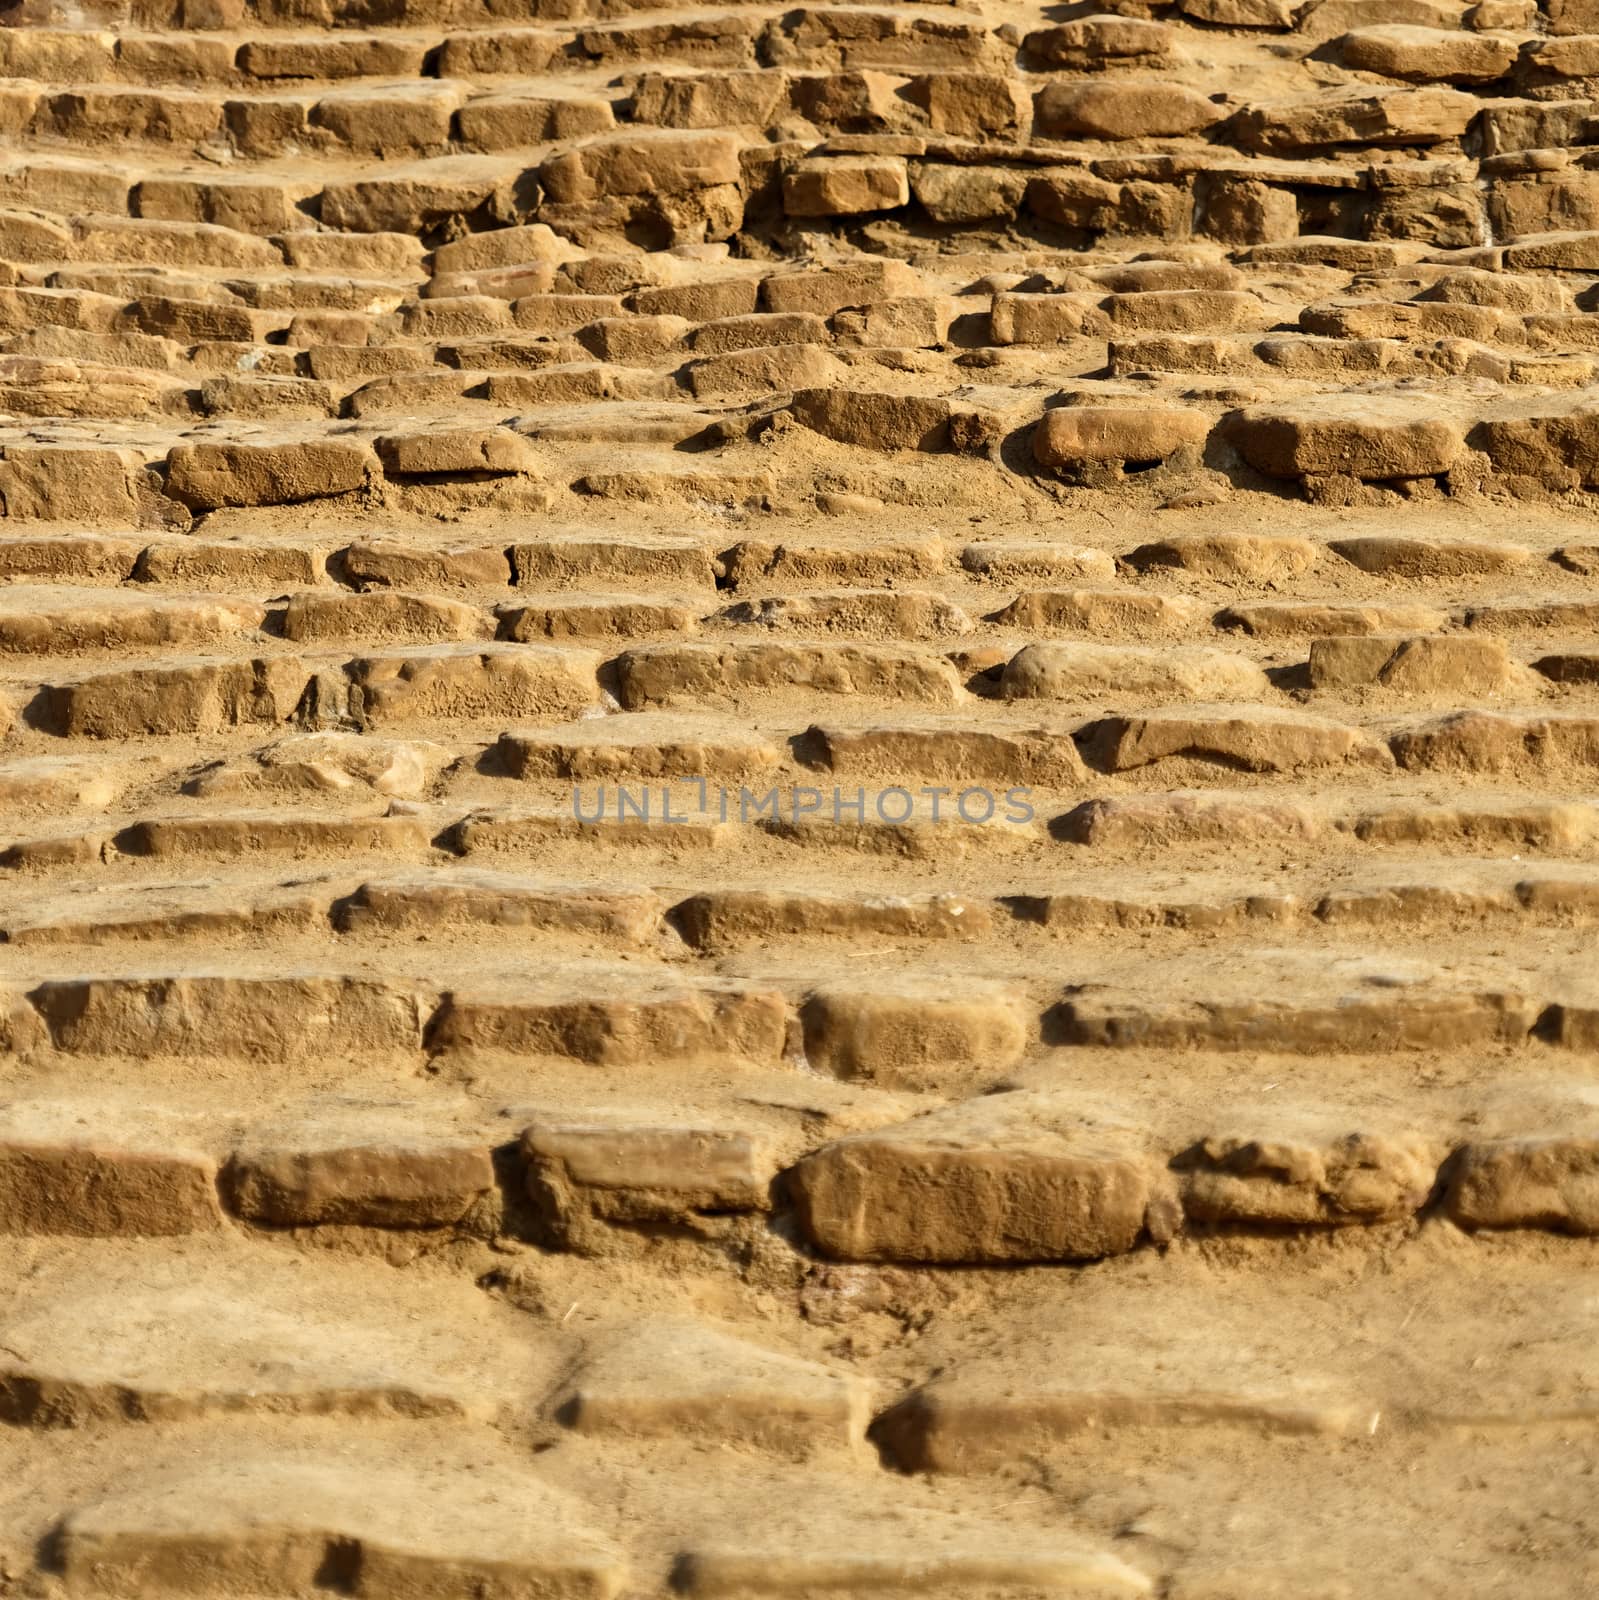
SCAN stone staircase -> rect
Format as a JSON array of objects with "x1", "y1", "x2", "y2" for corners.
[{"x1": 3, "y1": 0, "x2": 1599, "y2": 1594}]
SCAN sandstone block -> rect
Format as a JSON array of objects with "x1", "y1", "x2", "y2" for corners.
[
  {"x1": 718, "y1": 587, "x2": 966, "y2": 640},
  {"x1": 1055, "y1": 984, "x2": 1538, "y2": 1052},
  {"x1": 912, "y1": 163, "x2": 1027, "y2": 222},
  {"x1": 226, "y1": 1139, "x2": 494, "y2": 1229},
  {"x1": 989, "y1": 292, "x2": 1106, "y2": 344},
  {"x1": 761, "y1": 260, "x2": 921, "y2": 315},
  {"x1": 240, "y1": 36, "x2": 424, "y2": 79},
  {"x1": 1224, "y1": 399, "x2": 1463, "y2": 479},
  {"x1": 431, "y1": 983, "x2": 788, "y2": 1065},
  {"x1": 679, "y1": 1487, "x2": 1143, "y2": 1594},
  {"x1": 790, "y1": 1094, "x2": 1153, "y2": 1263},
  {"x1": 0, "y1": 1109, "x2": 220, "y2": 1237},
  {"x1": 630, "y1": 70, "x2": 786, "y2": 129},
  {"x1": 1103, "y1": 289, "x2": 1265, "y2": 334},
  {"x1": 0, "y1": 534, "x2": 140, "y2": 582},
  {"x1": 673, "y1": 889, "x2": 989, "y2": 950},
  {"x1": 6, "y1": 1251, "x2": 547, "y2": 1427},
  {"x1": 525, "y1": 1120, "x2": 771, "y2": 1249},
  {"x1": 1024, "y1": 17, "x2": 1174, "y2": 68},
  {"x1": 784, "y1": 156, "x2": 909, "y2": 216},
  {"x1": 1217, "y1": 601, "x2": 1446, "y2": 637},
  {"x1": 165, "y1": 439, "x2": 375, "y2": 510},
  {"x1": 31, "y1": 974, "x2": 428, "y2": 1062},
  {"x1": 1034, "y1": 405, "x2": 1208, "y2": 467},
  {"x1": 1550, "y1": 0, "x2": 1599, "y2": 32},
  {"x1": 1177, "y1": 1129, "x2": 1435, "y2": 1226},
  {"x1": 614, "y1": 641, "x2": 962, "y2": 708},
  {"x1": 960, "y1": 543, "x2": 1115, "y2": 584},
  {"x1": 1536, "y1": 652, "x2": 1599, "y2": 684},
  {"x1": 1342, "y1": 25, "x2": 1516, "y2": 83},
  {"x1": 0, "y1": 445, "x2": 151, "y2": 525},
  {"x1": 789, "y1": 387, "x2": 951, "y2": 450},
  {"x1": 800, "y1": 981, "x2": 1027, "y2": 1085},
  {"x1": 1184, "y1": 0, "x2": 1297, "y2": 22},
  {"x1": 1127, "y1": 532, "x2": 1318, "y2": 581},
  {"x1": 513, "y1": 535, "x2": 715, "y2": 590},
  {"x1": 375, "y1": 427, "x2": 538, "y2": 478},
  {"x1": 343, "y1": 539, "x2": 510, "y2": 589},
  {"x1": 336, "y1": 872, "x2": 663, "y2": 944},
  {"x1": 349, "y1": 645, "x2": 599, "y2": 725},
  {"x1": 499, "y1": 596, "x2": 699, "y2": 641},
  {"x1": 1389, "y1": 711, "x2": 1599, "y2": 774},
  {"x1": 1446, "y1": 1137, "x2": 1599, "y2": 1232},
  {"x1": 540, "y1": 132, "x2": 743, "y2": 202},
  {"x1": 682, "y1": 342, "x2": 843, "y2": 399},
  {"x1": 1352, "y1": 799, "x2": 1598, "y2": 850},
  {"x1": 282, "y1": 591, "x2": 493, "y2": 645},
  {"x1": 558, "y1": 1318, "x2": 865, "y2": 1455},
  {"x1": 904, "y1": 72, "x2": 1029, "y2": 137},
  {"x1": 34, "y1": 657, "x2": 307, "y2": 738},
  {"x1": 457, "y1": 91, "x2": 615, "y2": 150},
  {"x1": 1034, "y1": 80, "x2": 1219, "y2": 139},
  {"x1": 1471, "y1": 410, "x2": 1599, "y2": 487},
  {"x1": 874, "y1": 1315, "x2": 1363, "y2": 1478},
  {"x1": 1308, "y1": 634, "x2": 1512, "y2": 696},
  {"x1": 1328, "y1": 536, "x2": 1530, "y2": 578},
  {"x1": 0, "y1": 595, "x2": 262, "y2": 655},
  {"x1": 1082, "y1": 708, "x2": 1392, "y2": 774},
  {"x1": 1230, "y1": 87, "x2": 1478, "y2": 152},
  {"x1": 188, "y1": 732, "x2": 453, "y2": 802},
  {"x1": 1057, "y1": 791, "x2": 1325, "y2": 847},
  {"x1": 1002, "y1": 642, "x2": 1269, "y2": 702},
  {"x1": 806, "y1": 720, "x2": 1084, "y2": 785}
]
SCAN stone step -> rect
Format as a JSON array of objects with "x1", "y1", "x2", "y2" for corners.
[
  {"x1": 873, "y1": 1251, "x2": 1599, "y2": 1469},
  {"x1": 0, "y1": 1238, "x2": 551, "y2": 1422},
  {"x1": 6, "y1": 757, "x2": 1599, "y2": 871},
  {"x1": 18, "y1": 843, "x2": 1599, "y2": 944},
  {"x1": 557, "y1": 1314, "x2": 869, "y2": 1455},
  {"x1": 3, "y1": 949, "x2": 1592, "y2": 1074},
  {"x1": 12, "y1": 1073, "x2": 1599, "y2": 1251},
  {"x1": 4, "y1": 573, "x2": 1599, "y2": 680},
  {"x1": 56, "y1": 1446, "x2": 626, "y2": 1597}
]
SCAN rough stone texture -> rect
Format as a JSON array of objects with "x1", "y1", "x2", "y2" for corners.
[
  {"x1": 524, "y1": 1119, "x2": 773, "y2": 1250},
  {"x1": 1034, "y1": 406, "x2": 1209, "y2": 467},
  {"x1": 1177, "y1": 1129, "x2": 1437, "y2": 1225},
  {"x1": 783, "y1": 157, "x2": 910, "y2": 217},
  {"x1": 225, "y1": 1139, "x2": 495, "y2": 1228},
  {"x1": 1082, "y1": 707, "x2": 1394, "y2": 773},
  {"x1": 789, "y1": 388, "x2": 953, "y2": 451},
  {"x1": 0, "y1": 1107, "x2": 221, "y2": 1237},
  {"x1": 557, "y1": 1317, "x2": 867, "y2": 1454},
  {"x1": 1445, "y1": 1138, "x2": 1599, "y2": 1233},
  {"x1": 1, "y1": 3, "x2": 1599, "y2": 1591},
  {"x1": 800, "y1": 981, "x2": 1028, "y2": 1085},
  {"x1": 58, "y1": 1452, "x2": 625, "y2": 1597},
  {"x1": 1003, "y1": 642, "x2": 1270, "y2": 702},
  {"x1": 790, "y1": 1095, "x2": 1156, "y2": 1263},
  {"x1": 165, "y1": 440, "x2": 377, "y2": 509},
  {"x1": 29, "y1": 975, "x2": 429, "y2": 1061},
  {"x1": 1307, "y1": 635, "x2": 1513, "y2": 696},
  {"x1": 1224, "y1": 400, "x2": 1464, "y2": 479},
  {"x1": 1034, "y1": 81, "x2": 1221, "y2": 140}
]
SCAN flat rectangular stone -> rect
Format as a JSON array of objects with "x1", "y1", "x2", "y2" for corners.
[
  {"x1": 790, "y1": 1093, "x2": 1153, "y2": 1264},
  {"x1": 30, "y1": 974, "x2": 430, "y2": 1062},
  {"x1": 430, "y1": 982, "x2": 790, "y2": 1065}
]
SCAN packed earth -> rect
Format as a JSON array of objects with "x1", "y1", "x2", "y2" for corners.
[{"x1": 3, "y1": 0, "x2": 1599, "y2": 1594}]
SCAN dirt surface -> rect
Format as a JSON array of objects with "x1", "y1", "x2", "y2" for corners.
[{"x1": 2, "y1": 0, "x2": 1599, "y2": 1594}]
